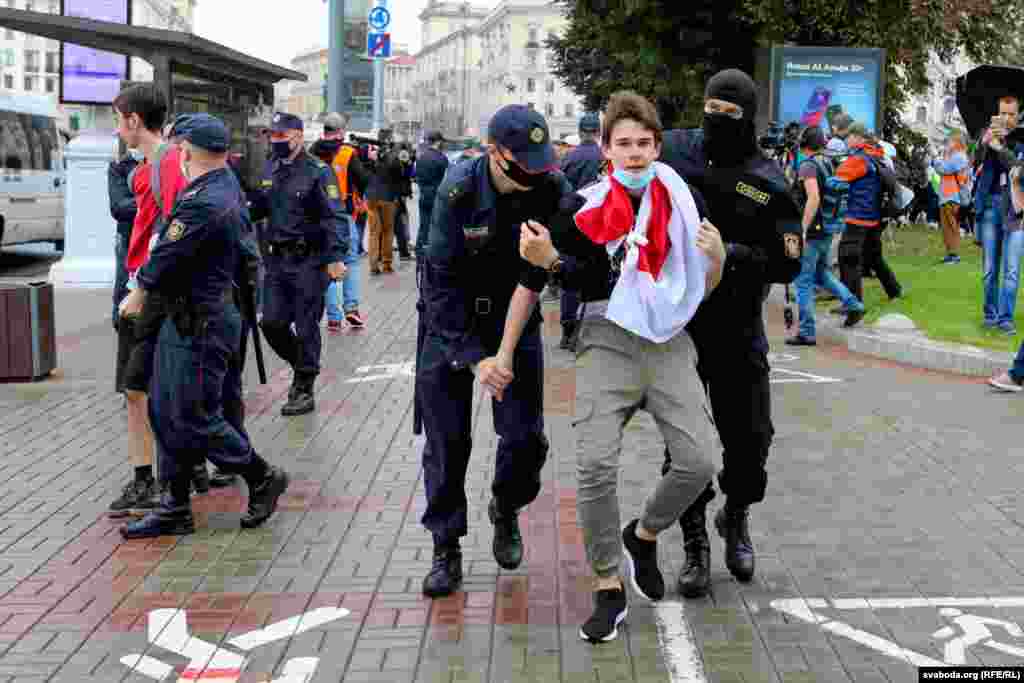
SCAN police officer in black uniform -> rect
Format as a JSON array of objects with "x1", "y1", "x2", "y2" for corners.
[
  {"x1": 417, "y1": 105, "x2": 572, "y2": 598},
  {"x1": 414, "y1": 130, "x2": 450, "y2": 257},
  {"x1": 120, "y1": 115, "x2": 289, "y2": 539},
  {"x1": 250, "y1": 113, "x2": 349, "y2": 416},
  {"x1": 557, "y1": 112, "x2": 605, "y2": 350},
  {"x1": 658, "y1": 69, "x2": 803, "y2": 597}
]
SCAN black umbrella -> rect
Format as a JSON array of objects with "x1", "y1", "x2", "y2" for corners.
[{"x1": 956, "y1": 64, "x2": 1024, "y2": 138}]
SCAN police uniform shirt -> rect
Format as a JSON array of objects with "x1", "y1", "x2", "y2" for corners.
[
  {"x1": 560, "y1": 141, "x2": 604, "y2": 192},
  {"x1": 137, "y1": 168, "x2": 244, "y2": 307},
  {"x1": 660, "y1": 129, "x2": 803, "y2": 350},
  {"x1": 424, "y1": 155, "x2": 572, "y2": 368},
  {"x1": 414, "y1": 147, "x2": 450, "y2": 193},
  {"x1": 249, "y1": 151, "x2": 349, "y2": 265}
]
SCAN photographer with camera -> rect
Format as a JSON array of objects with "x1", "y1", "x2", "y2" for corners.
[{"x1": 365, "y1": 132, "x2": 406, "y2": 274}]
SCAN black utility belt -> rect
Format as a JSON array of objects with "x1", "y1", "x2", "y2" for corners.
[{"x1": 267, "y1": 240, "x2": 321, "y2": 258}]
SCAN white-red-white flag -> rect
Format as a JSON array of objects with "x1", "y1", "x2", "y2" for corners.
[{"x1": 574, "y1": 161, "x2": 707, "y2": 343}]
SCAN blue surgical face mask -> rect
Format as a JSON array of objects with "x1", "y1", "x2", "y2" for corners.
[{"x1": 613, "y1": 166, "x2": 656, "y2": 191}]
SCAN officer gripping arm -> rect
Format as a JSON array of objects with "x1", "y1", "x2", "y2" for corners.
[{"x1": 724, "y1": 181, "x2": 803, "y2": 285}]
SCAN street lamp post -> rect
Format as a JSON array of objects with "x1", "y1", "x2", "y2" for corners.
[
  {"x1": 460, "y1": 1, "x2": 469, "y2": 136},
  {"x1": 327, "y1": 0, "x2": 346, "y2": 114}
]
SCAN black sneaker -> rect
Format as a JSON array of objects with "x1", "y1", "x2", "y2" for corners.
[
  {"x1": 621, "y1": 519, "x2": 665, "y2": 601},
  {"x1": 580, "y1": 588, "x2": 628, "y2": 643},
  {"x1": 108, "y1": 479, "x2": 158, "y2": 518}
]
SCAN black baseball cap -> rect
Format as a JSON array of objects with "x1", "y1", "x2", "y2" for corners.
[
  {"x1": 579, "y1": 112, "x2": 600, "y2": 133},
  {"x1": 184, "y1": 114, "x2": 230, "y2": 153},
  {"x1": 167, "y1": 113, "x2": 193, "y2": 139},
  {"x1": 487, "y1": 104, "x2": 555, "y2": 172},
  {"x1": 271, "y1": 112, "x2": 304, "y2": 133}
]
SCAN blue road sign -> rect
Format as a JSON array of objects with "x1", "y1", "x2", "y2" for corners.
[
  {"x1": 367, "y1": 32, "x2": 391, "y2": 59},
  {"x1": 368, "y1": 6, "x2": 391, "y2": 31}
]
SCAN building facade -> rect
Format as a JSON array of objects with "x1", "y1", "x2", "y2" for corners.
[
  {"x1": 412, "y1": 0, "x2": 584, "y2": 140},
  {"x1": 900, "y1": 51, "x2": 973, "y2": 150},
  {"x1": 0, "y1": 0, "x2": 196, "y2": 129}
]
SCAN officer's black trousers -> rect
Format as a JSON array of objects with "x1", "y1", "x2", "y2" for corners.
[
  {"x1": 664, "y1": 345, "x2": 774, "y2": 510},
  {"x1": 261, "y1": 253, "x2": 329, "y2": 377},
  {"x1": 417, "y1": 329, "x2": 548, "y2": 542}
]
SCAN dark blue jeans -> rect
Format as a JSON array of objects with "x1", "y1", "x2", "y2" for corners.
[
  {"x1": 148, "y1": 308, "x2": 255, "y2": 490},
  {"x1": 417, "y1": 328, "x2": 548, "y2": 541}
]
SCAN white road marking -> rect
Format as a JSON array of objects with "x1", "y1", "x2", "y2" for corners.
[
  {"x1": 767, "y1": 352, "x2": 800, "y2": 363},
  {"x1": 771, "y1": 597, "x2": 1024, "y2": 668},
  {"x1": 654, "y1": 602, "x2": 708, "y2": 682},
  {"x1": 769, "y1": 368, "x2": 841, "y2": 384},
  {"x1": 120, "y1": 607, "x2": 350, "y2": 681},
  {"x1": 227, "y1": 608, "x2": 350, "y2": 650}
]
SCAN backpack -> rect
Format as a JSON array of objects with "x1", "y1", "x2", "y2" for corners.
[
  {"x1": 793, "y1": 155, "x2": 846, "y2": 234},
  {"x1": 867, "y1": 156, "x2": 902, "y2": 219}
]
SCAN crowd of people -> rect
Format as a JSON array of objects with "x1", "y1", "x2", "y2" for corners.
[{"x1": 102, "y1": 68, "x2": 1024, "y2": 647}]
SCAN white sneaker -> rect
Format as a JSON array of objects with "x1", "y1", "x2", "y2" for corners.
[{"x1": 988, "y1": 372, "x2": 1024, "y2": 393}]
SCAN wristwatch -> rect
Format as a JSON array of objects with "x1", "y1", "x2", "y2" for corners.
[{"x1": 547, "y1": 254, "x2": 564, "y2": 275}]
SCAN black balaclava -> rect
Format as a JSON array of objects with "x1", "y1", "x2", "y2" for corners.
[{"x1": 702, "y1": 68, "x2": 759, "y2": 167}]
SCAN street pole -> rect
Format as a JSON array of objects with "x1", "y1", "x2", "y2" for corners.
[
  {"x1": 460, "y1": 2, "x2": 469, "y2": 136},
  {"x1": 372, "y1": 58, "x2": 384, "y2": 131},
  {"x1": 328, "y1": 0, "x2": 345, "y2": 114}
]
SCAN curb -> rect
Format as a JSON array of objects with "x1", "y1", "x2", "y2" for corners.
[{"x1": 768, "y1": 285, "x2": 1014, "y2": 377}]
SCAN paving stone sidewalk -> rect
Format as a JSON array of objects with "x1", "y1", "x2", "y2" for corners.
[{"x1": 1, "y1": 263, "x2": 1024, "y2": 682}]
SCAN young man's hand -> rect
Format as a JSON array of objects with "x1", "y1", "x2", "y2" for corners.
[
  {"x1": 696, "y1": 220, "x2": 726, "y2": 296},
  {"x1": 325, "y1": 261, "x2": 348, "y2": 281},
  {"x1": 477, "y1": 355, "x2": 514, "y2": 401}
]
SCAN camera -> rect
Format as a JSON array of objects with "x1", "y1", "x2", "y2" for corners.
[{"x1": 759, "y1": 121, "x2": 786, "y2": 152}]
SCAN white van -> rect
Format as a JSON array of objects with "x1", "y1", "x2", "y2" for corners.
[{"x1": 0, "y1": 93, "x2": 65, "y2": 251}]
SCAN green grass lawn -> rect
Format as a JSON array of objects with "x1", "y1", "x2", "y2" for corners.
[{"x1": 815, "y1": 224, "x2": 1024, "y2": 353}]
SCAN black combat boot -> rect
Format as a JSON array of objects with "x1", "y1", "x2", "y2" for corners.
[
  {"x1": 559, "y1": 322, "x2": 578, "y2": 351},
  {"x1": 192, "y1": 462, "x2": 210, "y2": 495},
  {"x1": 121, "y1": 478, "x2": 194, "y2": 540},
  {"x1": 281, "y1": 374, "x2": 315, "y2": 416},
  {"x1": 241, "y1": 455, "x2": 290, "y2": 529},
  {"x1": 209, "y1": 466, "x2": 238, "y2": 488},
  {"x1": 422, "y1": 537, "x2": 463, "y2": 598},
  {"x1": 488, "y1": 498, "x2": 523, "y2": 570},
  {"x1": 714, "y1": 504, "x2": 755, "y2": 582},
  {"x1": 677, "y1": 503, "x2": 712, "y2": 598}
]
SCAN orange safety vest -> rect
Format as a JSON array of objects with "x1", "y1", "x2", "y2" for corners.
[{"x1": 331, "y1": 145, "x2": 356, "y2": 199}]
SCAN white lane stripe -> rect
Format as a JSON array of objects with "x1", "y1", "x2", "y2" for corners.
[
  {"x1": 118, "y1": 654, "x2": 175, "y2": 680},
  {"x1": 227, "y1": 607, "x2": 350, "y2": 651},
  {"x1": 654, "y1": 601, "x2": 708, "y2": 683}
]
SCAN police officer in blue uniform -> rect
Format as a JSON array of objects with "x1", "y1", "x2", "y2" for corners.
[
  {"x1": 249, "y1": 113, "x2": 349, "y2": 416},
  {"x1": 658, "y1": 69, "x2": 803, "y2": 597},
  {"x1": 120, "y1": 115, "x2": 290, "y2": 539},
  {"x1": 417, "y1": 105, "x2": 572, "y2": 598},
  {"x1": 413, "y1": 130, "x2": 450, "y2": 257},
  {"x1": 557, "y1": 112, "x2": 605, "y2": 350}
]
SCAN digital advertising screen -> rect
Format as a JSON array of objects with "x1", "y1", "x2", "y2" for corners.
[
  {"x1": 772, "y1": 47, "x2": 886, "y2": 136},
  {"x1": 60, "y1": 0, "x2": 131, "y2": 105}
]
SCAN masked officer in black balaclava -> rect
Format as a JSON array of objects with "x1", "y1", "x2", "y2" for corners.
[{"x1": 658, "y1": 69, "x2": 803, "y2": 598}]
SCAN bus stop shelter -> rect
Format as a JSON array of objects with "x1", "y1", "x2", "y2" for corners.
[{"x1": 0, "y1": 7, "x2": 306, "y2": 152}]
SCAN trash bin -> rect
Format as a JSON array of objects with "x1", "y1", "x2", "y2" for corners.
[{"x1": 0, "y1": 282, "x2": 57, "y2": 382}]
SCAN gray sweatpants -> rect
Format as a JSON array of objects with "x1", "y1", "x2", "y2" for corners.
[{"x1": 574, "y1": 318, "x2": 718, "y2": 579}]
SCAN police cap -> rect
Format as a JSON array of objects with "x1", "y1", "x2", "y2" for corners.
[
  {"x1": 271, "y1": 112, "x2": 304, "y2": 133},
  {"x1": 183, "y1": 113, "x2": 230, "y2": 153},
  {"x1": 487, "y1": 105, "x2": 556, "y2": 172},
  {"x1": 168, "y1": 113, "x2": 193, "y2": 139},
  {"x1": 579, "y1": 112, "x2": 600, "y2": 133}
]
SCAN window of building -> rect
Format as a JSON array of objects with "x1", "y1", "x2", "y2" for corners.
[
  {"x1": 545, "y1": 102, "x2": 554, "y2": 117},
  {"x1": 24, "y1": 50, "x2": 38, "y2": 72},
  {"x1": 528, "y1": 27, "x2": 538, "y2": 43},
  {"x1": 4, "y1": 48, "x2": 13, "y2": 66},
  {"x1": 565, "y1": 103, "x2": 574, "y2": 118},
  {"x1": 45, "y1": 51, "x2": 57, "y2": 73},
  {"x1": 526, "y1": 50, "x2": 537, "y2": 68},
  {"x1": 23, "y1": 76, "x2": 32, "y2": 91},
  {"x1": 526, "y1": 78, "x2": 535, "y2": 93},
  {"x1": 545, "y1": 80, "x2": 554, "y2": 94},
  {"x1": 45, "y1": 77, "x2": 54, "y2": 93},
  {"x1": 2, "y1": 74, "x2": 12, "y2": 90},
  {"x1": 916, "y1": 106, "x2": 927, "y2": 124}
]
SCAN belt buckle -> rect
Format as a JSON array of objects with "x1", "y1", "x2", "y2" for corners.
[{"x1": 475, "y1": 297, "x2": 492, "y2": 315}]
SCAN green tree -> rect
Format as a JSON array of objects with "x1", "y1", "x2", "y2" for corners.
[{"x1": 548, "y1": 0, "x2": 1024, "y2": 149}]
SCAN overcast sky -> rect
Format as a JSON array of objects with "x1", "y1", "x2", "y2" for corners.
[{"x1": 193, "y1": 0, "x2": 479, "y2": 69}]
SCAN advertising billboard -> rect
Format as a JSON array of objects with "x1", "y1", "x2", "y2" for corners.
[
  {"x1": 770, "y1": 47, "x2": 886, "y2": 136},
  {"x1": 60, "y1": 0, "x2": 131, "y2": 105}
]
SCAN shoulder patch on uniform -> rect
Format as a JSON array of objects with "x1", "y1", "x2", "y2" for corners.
[
  {"x1": 736, "y1": 181, "x2": 770, "y2": 206},
  {"x1": 327, "y1": 184, "x2": 339, "y2": 199},
  {"x1": 167, "y1": 220, "x2": 186, "y2": 242},
  {"x1": 260, "y1": 179, "x2": 273, "y2": 187}
]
